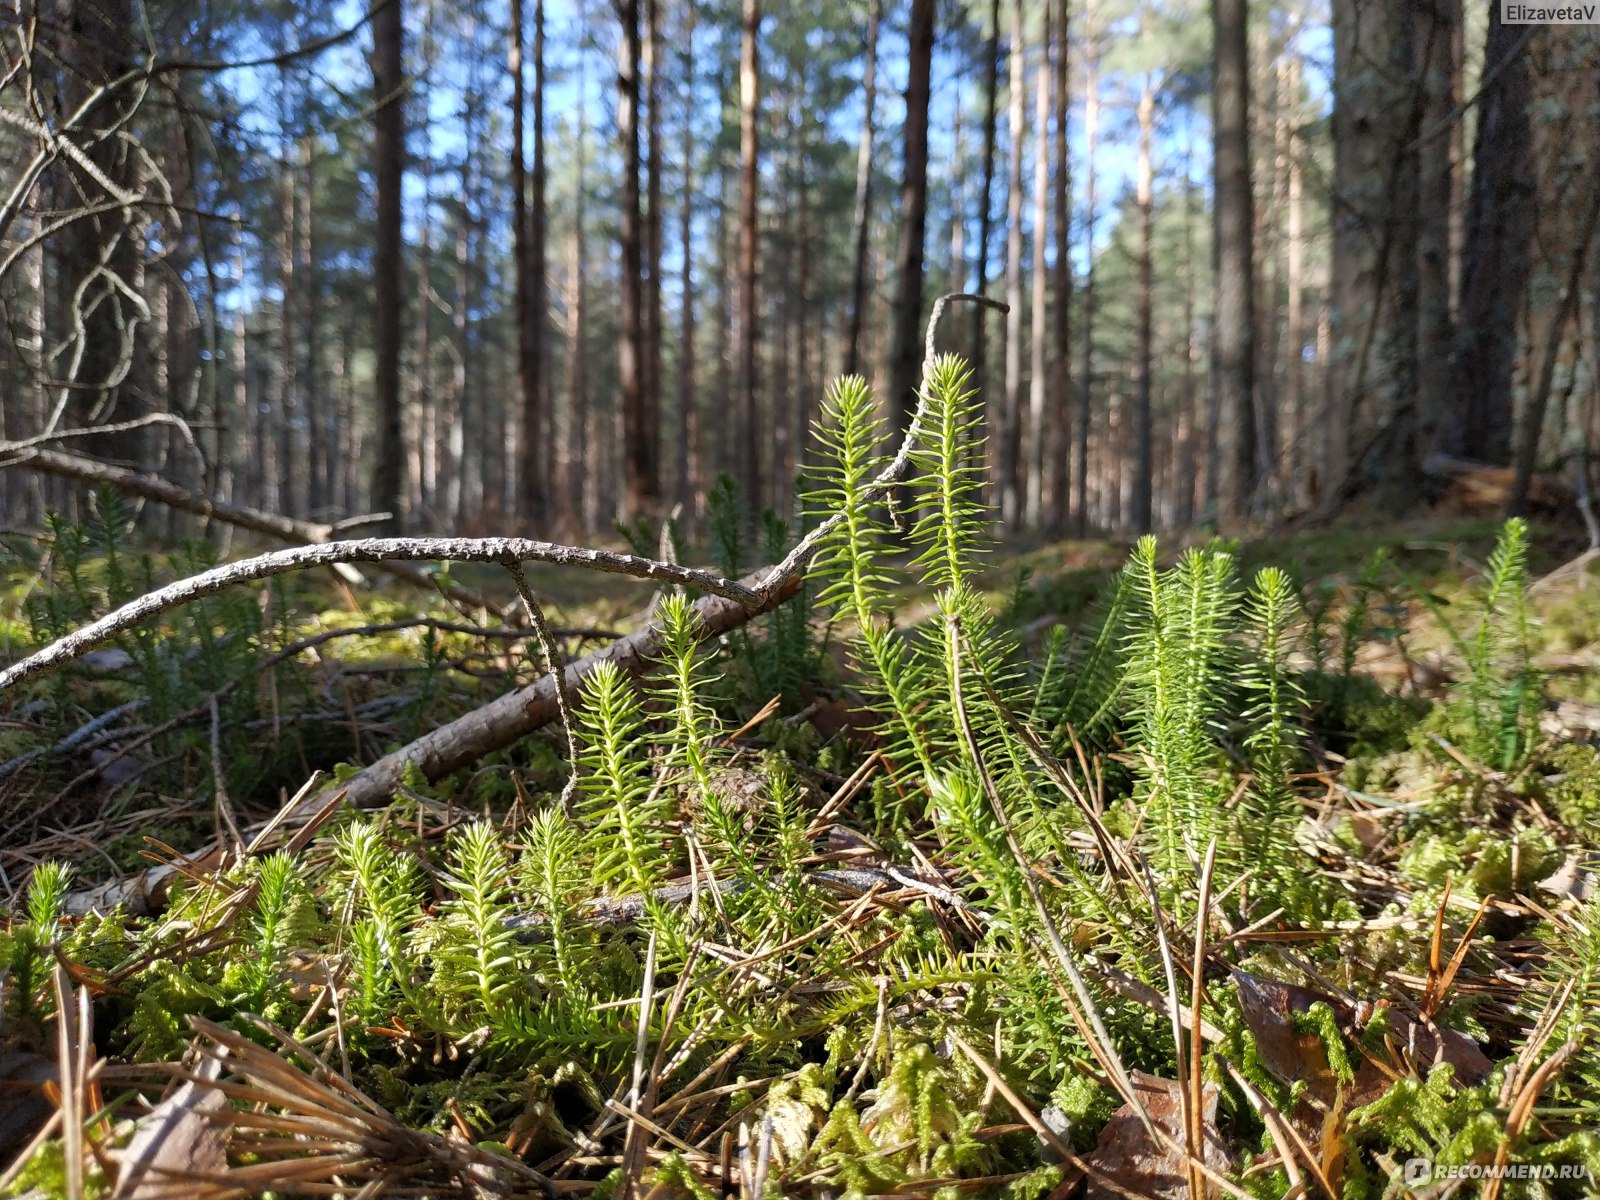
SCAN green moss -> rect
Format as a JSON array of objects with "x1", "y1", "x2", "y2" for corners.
[
  {"x1": 1399, "y1": 826, "x2": 1563, "y2": 899},
  {"x1": 1537, "y1": 743, "x2": 1600, "y2": 837}
]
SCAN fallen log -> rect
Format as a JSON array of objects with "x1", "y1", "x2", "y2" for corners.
[
  {"x1": 320, "y1": 562, "x2": 799, "y2": 814},
  {"x1": 59, "y1": 565, "x2": 801, "y2": 915}
]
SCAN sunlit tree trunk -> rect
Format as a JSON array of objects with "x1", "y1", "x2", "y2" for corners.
[
  {"x1": 1284, "y1": 46, "x2": 1306, "y2": 510},
  {"x1": 1415, "y1": 0, "x2": 1460, "y2": 460},
  {"x1": 1132, "y1": 70, "x2": 1155, "y2": 534},
  {"x1": 513, "y1": 0, "x2": 549, "y2": 525},
  {"x1": 1509, "y1": 24, "x2": 1600, "y2": 513},
  {"x1": 845, "y1": 0, "x2": 881, "y2": 378},
  {"x1": 1048, "y1": 0, "x2": 1072, "y2": 533},
  {"x1": 676, "y1": 1, "x2": 699, "y2": 520},
  {"x1": 1449, "y1": 6, "x2": 1530, "y2": 464},
  {"x1": 617, "y1": 0, "x2": 656, "y2": 516},
  {"x1": 563, "y1": 89, "x2": 590, "y2": 533},
  {"x1": 370, "y1": 0, "x2": 406, "y2": 530},
  {"x1": 645, "y1": 0, "x2": 663, "y2": 505},
  {"x1": 1000, "y1": 0, "x2": 1025, "y2": 528},
  {"x1": 1073, "y1": 1, "x2": 1098, "y2": 535},
  {"x1": 1026, "y1": 10, "x2": 1050, "y2": 529},
  {"x1": 1174, "y1": 134, "x2": 1199, "y2": 527},
  {"x1": 1213, "y1": 0, "x2": 1256, "y2": 524},
  {"x1": 887, "y1": 0, "x2": 935, "y2": 455},
  {"x1": 735, "y1": 0, "x2": 762, "y2": 508},
  {"x1": 972, "y1": 0, "x2": 1000, "y2": 467},
  {"x1": 1329, "y1": 0, "x2": 1419, "y2": 504}
]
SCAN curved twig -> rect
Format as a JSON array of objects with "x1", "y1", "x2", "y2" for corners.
[
  {"x1": 0, "y1": 538, "x2": 758, "y2": 693},
  {"x1": 505, "y1": 560, "x2": 581, "y2": 808},
  {"x1": 761, "y1": 292, "x2": 1005, "y2": 594}
]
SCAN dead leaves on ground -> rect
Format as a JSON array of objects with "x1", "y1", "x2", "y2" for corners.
[
  {"x1": 1084, "y1": 1072, "x2": 1232, "y2": 1200},
  {"x1": 1231, "y1": 968, "x2": 1492, "y2": 1148}
]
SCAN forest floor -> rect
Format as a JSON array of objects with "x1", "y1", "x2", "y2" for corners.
[{"x1": 1, "y1": 502, "x2": 1599, "y2": 1200}]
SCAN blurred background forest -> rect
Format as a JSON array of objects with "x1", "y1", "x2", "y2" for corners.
[{"x1": 1, "y1": 0, "x2": 1597, "y2": 542}]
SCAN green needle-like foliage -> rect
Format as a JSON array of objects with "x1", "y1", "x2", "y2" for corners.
[
  {"x1": 808, "y1": 375, "x2": 893, "y2": 620},
  {"x1": 240, "y1": 851, "x2": 304, "y2": 999},
  {"x1": 576, "y1": 660, "x2": 671, "y2": 893},
  {"x1": 909, "y1": 355, "x2": 987, "y2": 592},
  {"x1": 523, "y1": 807, "x2": 585, "y2": 992},
  {"x1": 1124, "y1": 539, "x2": 1239, "y2": 895},
  {"x1": 655, "y1": 591, "x2": 720, "y2": 802},
  {"x1": 806, "y1": 375, "x2": 940, "y2": 780},
  {"x1": 1239, "y1": 566, "x2": 1306, "y2": 905},
  {"x1": 24, "y1": 861, "x2": 71, "y2": 945},
  {"x1": 1455, "y1": 518, "x2": 1541, "y2": 770},
  {"x1": 437, "y1": 821, "x2": 526, "y2": 1025}
]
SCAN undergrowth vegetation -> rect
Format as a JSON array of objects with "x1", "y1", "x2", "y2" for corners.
[{"x1": 2, "y1": 356, "x2": 1599, "y2": 1198}]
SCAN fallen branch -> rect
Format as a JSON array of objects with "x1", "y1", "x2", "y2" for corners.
[
  {"x1": 312, "y1": 563, "x2": 799, "y2": 815},
  {"x1": 1, "y1": 445, "x2": 503, "y2": 612},
  {"x1": 506, "y1": 863, "x2": 977, "y2": 935},
  {"x1": 0, "y1": 537, "x2": 759, "y2": 692},
  {"x1": 35, "y1": 294, "x2": 1003, "y2": 907}
]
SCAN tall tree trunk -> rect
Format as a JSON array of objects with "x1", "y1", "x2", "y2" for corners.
[
  {"x1": 714, "y1": 97, "x2": 734, "y2": 489},
  {"x1": 301, "y1": 135, "x2": 324, "y2": 516},
  {"x1": 972, "y1": 0, "x2": 1001, "y2": 441},
  {"x1": 511, "y1": 0, "x2": 532, "y2": 517},
  {"x1": 446, "y1": 110, "x2": 472, "y2": 526},
  {"x1": 1073, "y1": 2, "x2": 1098, "y2": 535},
  {"x1": 55, "y1": 0, "x2": 141, "y2": 467},
  {"x1": 1511, "y1": 169, "x2": 1600, "y2": 514},
  {"x1": 1508, "y1": 25, "x2": 1600, "y2": 513},
  {"x1": 844, "y1": 0, "x2": 881, "y2": 378},
  {"x1": 1175, "y1": 132, "x2": 1199, "y2": 526},
  {"x1": 1212, "y1": 0, "x2": 1255, "y2": 524},
  {"x1": 1000, "y1": 0, "x2": 1025, "y2": 528},
  {"x1": 1284, "y1": 45, "x2": 1305, "y2": 510},
  {"x1": 1329, "y1": 0, "x2": 1420, "y2": 504},
  {"x1": 1026, "y1": 10, "x2": 1051, "y2": 528},
  {"x1": 1415, "y1": 0, "x2": 1461, "y2": 460},
  {"x1": 794, "y1": 76, "x2": 813, "y2": 498},
  {"x1": 513, "y1": 0, "x2": 549, "y2": 524},
  {"x1": 1253, "y1": 16, "x2": 1280, "y2": 517},
  {"x1": 535, "y1": 5, "x2": 555, "y2": 515},
  {"x1": 735, "y1": 0, "x2": 762, "y2": 508},
  {"x1": 1448, "y1": 7, "x2": 1531, "y2": 464},
  {"x1": 886, "y1": 0, "x2": 936, "y2": 448},
  {"x1": 645, "y1": 0, "x2": 664, "y2": 505},
  {"x1": 616, "y1": 0, "x2": 654, "y2": 516},
  {"x1": 562, "y1": 89, "x2": 590, "y2": 533},
  {"x1": 950, "y1": 106, "x2": 965, "y2": 298},
  {"x1": 370, "y1": 0, "x2": 406, "y2": 531},
  {"x1": 677, "y1": 0, "x2": 699, "y2": 519},
  {"x1": 1132, "y1": 70, "x2": 1155, "y2": 534},
  {"x1": 1048, "y1": 0, "x2": 1072, "y2": 533},
  {"x1": 276, "y1": 88, "x2": 298, "y2": 519}
]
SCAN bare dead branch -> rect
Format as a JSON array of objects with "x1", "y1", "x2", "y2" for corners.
[
  {"x1": 2, "y1": 445, "x2": 504, "y2": 611},
  {"x1": 0, "y1": 537, "x2": 759, "y2": 693}
]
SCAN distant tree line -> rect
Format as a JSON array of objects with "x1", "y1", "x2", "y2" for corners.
[{"x1": 1, "y1": 0, "x2": 1596, "y2": 540}]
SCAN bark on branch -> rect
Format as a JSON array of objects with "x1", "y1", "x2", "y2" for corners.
[
  {"x1": 0, "y1": 537, "x2": 760, "y2": 693},
  {"x1": 2, "y1": 445, "x2": 502, "y2": 611},
  {"x1": 324, "y1": 563, "x2": 797, "y2": 813}
]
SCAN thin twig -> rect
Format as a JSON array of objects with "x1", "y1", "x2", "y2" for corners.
[{"x1": 505, "y1": 561, "x2": 581, "y2": 808}]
